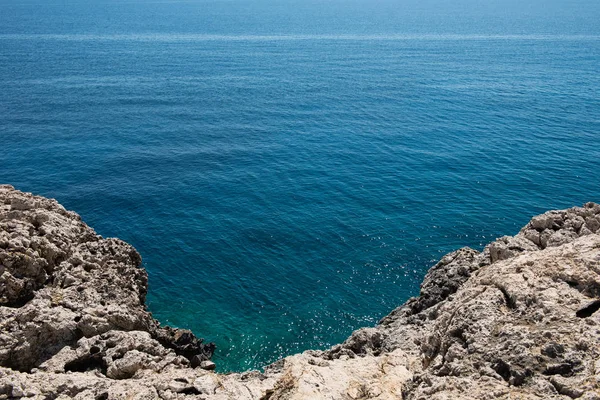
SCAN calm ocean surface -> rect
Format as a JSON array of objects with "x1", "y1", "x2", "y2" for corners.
[{"x1": 1, "y1": 0, "x2": 599, "y2": 371}]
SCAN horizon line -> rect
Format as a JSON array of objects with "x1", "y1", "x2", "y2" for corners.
[{"x1": 1, "y1": 33, "x2": 600, "y2": 42}]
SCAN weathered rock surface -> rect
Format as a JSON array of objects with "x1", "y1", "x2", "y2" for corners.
[
  {"x1": 0, "y1": 186, "x2": 214, "y2": 382},
  {"x1": 1, "y1": 185, "x2": 599, "y2": 399}
]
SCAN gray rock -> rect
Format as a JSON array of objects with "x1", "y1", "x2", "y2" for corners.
[
  {"x1": 586, "y1": 216, "x2": 600, "y2": 233},
  {"x1": 200, "y1": 361, "x2": 216, "y2": 371},
  {"x1": 1, "y1": 185, "x2": 600, "y2": 399},
  {"x1": 487, "y1": 235, "x2": 539, "y2": 262},
  {"x1": 0, "y1": 186, "x2": 214, "y2": 375}
]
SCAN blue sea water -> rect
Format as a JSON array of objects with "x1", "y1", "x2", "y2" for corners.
[{"x1": 1, "y1": 0, "x2": 599, "y2": 372}]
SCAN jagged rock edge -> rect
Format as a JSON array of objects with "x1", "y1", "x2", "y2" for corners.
[{"x1": 1, "y1": 184, "x2": 599, "y2": 399}]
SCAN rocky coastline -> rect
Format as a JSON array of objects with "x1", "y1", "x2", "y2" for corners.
[{"x1": 1, "y1": 184, "x2": 599, "y2": 399}]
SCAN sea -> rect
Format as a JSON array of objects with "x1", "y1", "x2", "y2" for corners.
[{"x1": 1, "y1": 0, "x2": 599, "y2": 372}]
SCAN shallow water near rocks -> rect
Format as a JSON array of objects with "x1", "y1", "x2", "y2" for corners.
[{"x1": 1, "y1": 0, "x2": 599, "y2": 372}]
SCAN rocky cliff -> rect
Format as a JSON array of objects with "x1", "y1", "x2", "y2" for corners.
[{"x1": 1, "y1": 184, "x2": 599, "y2": 399}]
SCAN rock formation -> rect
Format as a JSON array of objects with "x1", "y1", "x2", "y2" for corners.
[{"x1": 1, "y1": 184, "x2": 599, "y2": 399}]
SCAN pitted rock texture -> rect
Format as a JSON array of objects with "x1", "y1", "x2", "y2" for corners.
[
  {"x1": 1, "y1": 185, "x2": 599, "y2": 400},
  {"x1": 0, "y1": 185, "x2": 214, "y2": 375}
]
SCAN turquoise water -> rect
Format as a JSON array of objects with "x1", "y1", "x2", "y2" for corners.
[{"x1": 1, "y1": 0, "x2": 599, "y2": 372}]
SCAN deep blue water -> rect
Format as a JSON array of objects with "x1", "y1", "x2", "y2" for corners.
[{"x1": 1, "y1": 0, "x2": 599, "y2": 372}]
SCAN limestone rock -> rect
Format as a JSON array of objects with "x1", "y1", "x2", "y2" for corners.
[
  {"x1": 1, "y1": 185, "x2": 599, "y2": 399},
  {"x1": 200, "y1": 361, "x2": 216, "y2": 371},
  {"x1": 0, "y1": 185, "x2": 214, "y2": 376}
]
